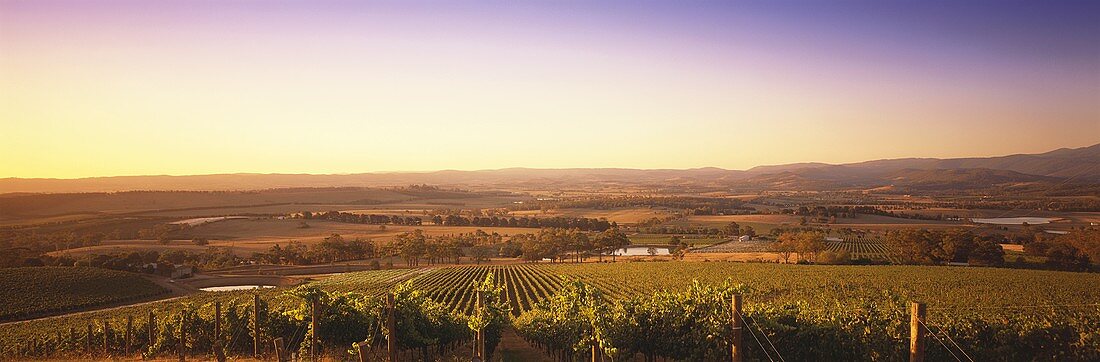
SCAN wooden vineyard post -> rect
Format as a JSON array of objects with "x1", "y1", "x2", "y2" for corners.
[
  {"x1": 273, "y1": 337, "x2": 285, "y2": 362},
  {"x1": 103, "y1": 319, "x2": 110, "y2": 355},
  {"x1": 910, "y1": 302, "x2": 927, "y2": 362},
  {"x1": 126, "y1": 315, "x2": 133, "y2": 355},
  {"x1": 213, "y1": 301, "x2": 220, "y2": 341},
  {"x1": 355, "y1": 342, "x2": 369, "y2": 362},
  {"x1": 214, "y1": 301, "x2": 225, "y2": 362},
  {"x1": 476, "y1": 291, "x2": 485, "y2": 361},
  {"x1": 254, "y1": 294, "x2": 261, "y2": 358},
  {"x1": 148, "y1": 311, "x2": 156, "y2": 353},
  {"x1": 731, "y1": 294, "x2": 743, "y2": 362},
  {"x1": 178, "y1": 315, "x2": 187, "y2": 361},
  {"x1": 311, "y1": 297, "x2": 319, "y2": 360},
  {"x1": 86, "y1": 323, "x2": 93, "y2": 355},
  {"x1": 387, "y1": 293, "x2": 397, "y2": 362}
]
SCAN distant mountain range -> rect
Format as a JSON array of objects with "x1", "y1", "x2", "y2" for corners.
[{"x1": 2, "y1": 144, "x2": 1097, "y2": 193}]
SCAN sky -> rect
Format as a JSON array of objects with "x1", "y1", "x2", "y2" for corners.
[{"x1": 1, "y1": 0, "x2": 1098, "y2": 179}]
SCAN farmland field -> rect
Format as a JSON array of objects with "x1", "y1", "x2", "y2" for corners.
[
  {"x1": 0, "y1": 267, "x2": 167, "y2": 322},
  {"x1": 826, "y1": 236, "x2": 902, "y2": 263}
]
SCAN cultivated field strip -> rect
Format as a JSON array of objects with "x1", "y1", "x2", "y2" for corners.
[
  {"x1": 826, "y1": 237, "x2": 902, "y2": 263},
  {"x1": 265, "y1": 262, "x2": 1100, "y2": 322}
]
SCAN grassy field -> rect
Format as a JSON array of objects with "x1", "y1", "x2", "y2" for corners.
[{"x1": 0, "y1": 267, "x2": 167, "y2": 322}]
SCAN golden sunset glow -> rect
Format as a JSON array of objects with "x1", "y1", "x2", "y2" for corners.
[{"x1": 2, "y1": 1, "x2": 1098, "y2": 178}]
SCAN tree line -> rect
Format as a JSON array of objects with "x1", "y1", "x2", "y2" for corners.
[{"x1": 298, "y1": 210, "x2": 616, "y2": 232}]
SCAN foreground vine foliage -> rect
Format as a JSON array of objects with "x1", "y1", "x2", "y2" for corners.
[
  {"x1": 517, "y1": 279, "x2": 1099, "y2": 361},
  {"x1": 3, "y1": 263, "x2": 1098, "y2": 360}
]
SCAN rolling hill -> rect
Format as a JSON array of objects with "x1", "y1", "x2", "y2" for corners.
[{"x1": 1, "y1": 144, "x2": 1096, "y2": 193}]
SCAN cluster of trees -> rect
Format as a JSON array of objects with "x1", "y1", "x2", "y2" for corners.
[
  {"x1": 432, "y1": 215, "x2": 615, "y2": 232},
  {"x1": 770, "y1": 231, "x2": 828, "y2": 264},
  {"x1": 299, "y1": 211, "x2": 423, "y2": 226},
  {"x1": 638, "y1": 225, "x2": 721, "y2": 235},
  {"x1": 886, "y1": 229, "x2": 1004, "y2": 266},
  {"x1": 365, "y1": 229, "x2": 511, "y2": 267},
  {"x1": 720, "y1": 222, "x2": 756, "y2": 238},
  {"x1": 0, "y1": 230, "x2": 107, "y2": 267},
  {"x1": 1023, "y1": 229, "x2": 1099, "y2": 271},
  {"x1": 21, "y1": 248, "x2": 244, "y2": 275},
  {"x1": 253, "y1": 234, "x2": 376, "y2": 265},
  {"x1": 513, "y1": 228, "x2": 631, "y2": 263},
  {"x1": 780, "y1": 205, "x2": 943, "y2": 222},
  {"x1": 298, "y1": 210, "x2": 616, "y2": 232},
  {"x1": 512, "y1": 196, "x2": 750, "y2": 215}
]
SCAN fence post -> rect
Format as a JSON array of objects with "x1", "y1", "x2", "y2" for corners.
[
  {"x1": 476, "y1": 291, "x2": 485, "y2": 360},
  {"x1": 387, "y1": 293, "x2": 397, "y2": 362},
  {"x1": 254, "y1": 294, "x2": 261, "y2": 358},
  {"x1": 731, "y1": 294, "x2": 743, "y2": 362},
  {"x1": 312, "y1": 297, "x2": 319, "y2": 360},
  {"x1": 273, "y1": 337, "x2": 285, "y2": 362},
  {"x1": 214, "y1": 301, "x2": 221, "y2": 341},
  {"x1": 103, "y1": 319, "x2": 110, "y2": 355},
  {"x1": 148, "y1": 311, "x2": 156, "y2": 353},
  {"x1": 910, "y1": 302, "x2": 927, "y2": 362},
  {"x1": 214, "y1": 301, "x2": 225, "y2": 362},
  {"x1": 355, "y1": 342, "x2": 369, "y2": 362},
  {"x1": 179, "y1": 314, "x2": 186, "y2": 361},
  {"x1": 86, "y1": 323, "x2": 93, "y2": 354},
  {"x1": 126, "y1": 315, "x2": 133, "y2": 355}
]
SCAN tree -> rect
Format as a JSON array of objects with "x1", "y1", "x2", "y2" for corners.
[
  {"x1": 773, "y1": 233, "x2": 798, "y2": 263},
  {"x1": 594, "y1": 228, "x2": 631, "y2": 262},
  {"x1": 968, "y1": 239, "x2": 1005, "y2": 266},
  {"x1": 742, "y1": 226, "x2": 756, "y2": 238},
  {"x1": 796, "y1": 231, "x2": 826, "y2": 262},
  {"x1": 722, "y1": 222, "x2": 741, "y2": 237},
  {"x1": 393, "y1": 230, "x2": 427, "y2": 266}
]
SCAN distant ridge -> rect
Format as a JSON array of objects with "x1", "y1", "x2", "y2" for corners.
[{"x1": 1, "y1": 144, "x2": 1097, "y2": 193}]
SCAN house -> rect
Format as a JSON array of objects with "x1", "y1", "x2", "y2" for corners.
[
  {"x1": 738, "y1": 235, "x2": 752, "y2": 242},
  {"x1": 171, "y1": 265, "x2": 194, "y2": 279}
]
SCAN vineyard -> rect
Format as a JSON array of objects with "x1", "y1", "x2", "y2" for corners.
[
  {"x1": 826, "y1": 236, "x2": 902, "y2": 263},
  {"x1": 0, "y1": 267, "x2": 167, "y2": 322},
  {"x1": 2, "y1": 262, "x2": 1099, "y2": 360}
]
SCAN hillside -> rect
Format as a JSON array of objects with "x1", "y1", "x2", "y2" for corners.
[{"x1": 0, "y1": 144, "x2": 1097, "y2": 193}]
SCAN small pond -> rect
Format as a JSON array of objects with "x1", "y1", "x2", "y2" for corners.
[{"x1": 608, "y1": 246, "x2": 671, "y2": 256}]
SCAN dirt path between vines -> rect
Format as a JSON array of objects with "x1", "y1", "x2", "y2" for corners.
[{"x1": 496, "y1": 326, "x2": 551, "y2": 362}]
